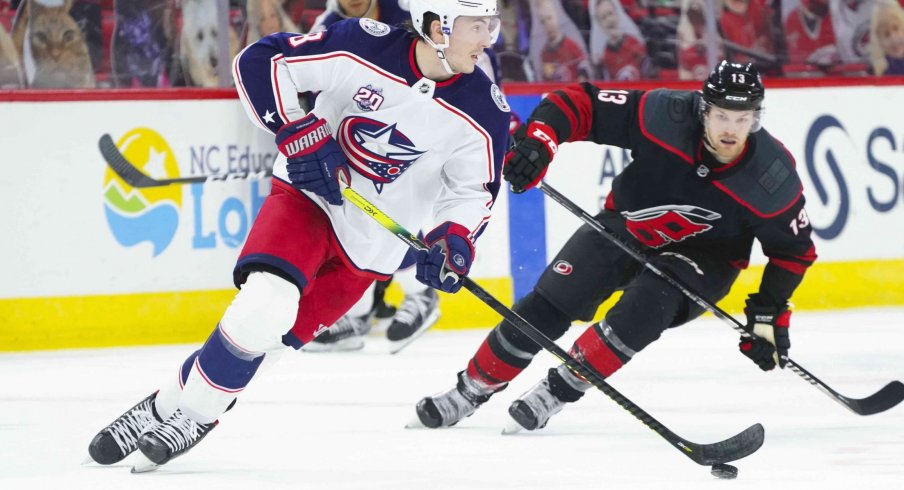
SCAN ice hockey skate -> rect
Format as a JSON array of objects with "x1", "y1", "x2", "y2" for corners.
[
  {"x1": 303, "y1": 313, "x2": 372, "y2": 352},
  {"x1": 134, "y1": 409, "x2": 216, "y2": 470},
  {"x1": 386, "y1": 288, "x2": 440, "y2": 354},
  {"x1": 412, "y1": 371, "x2": 501, "y2": 428},
  {"x1": 504, "y1": 377, "x2": 567, "y2": 434},
  {"x1": 87, "y1": 391, "x2": 162, "y2": 465}
]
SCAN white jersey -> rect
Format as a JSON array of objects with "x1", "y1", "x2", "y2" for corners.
[
  {"x1": 233, "y1": 19, "x2": 510, "y2": 276},
  {"x1": 830, "y1": 0, "x2": 874, "y2": 63}
]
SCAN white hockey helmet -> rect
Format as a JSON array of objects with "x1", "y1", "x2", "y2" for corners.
[
  {"x1": 409, "y1": 0, "x2": 500, "y2": 42},
  {"x1": 408, "y1": 0, "x2": 501, "y2": 74}
]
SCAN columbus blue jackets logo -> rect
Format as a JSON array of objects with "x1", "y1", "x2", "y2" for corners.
[{"x1": 337, "y1": 116, "x2": 426, "y2": 193}]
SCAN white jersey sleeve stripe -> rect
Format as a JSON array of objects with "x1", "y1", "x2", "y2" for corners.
[
  {"x1": 471, "y1": 214, "x2": 491, "y2": 240},
  {"x1": 283, "y1": 52, "x2": 409, "y2": 86},
  {"x1": 270, "y1": 55, "x2": 291, "y2": 125},
  {"x1": 233, "y1": 44, "x2": 271, "y2": 133}
]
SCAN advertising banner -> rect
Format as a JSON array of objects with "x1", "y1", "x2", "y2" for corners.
[{"x1": 2, "y1": 83, "x2": 902, "y2": 350}]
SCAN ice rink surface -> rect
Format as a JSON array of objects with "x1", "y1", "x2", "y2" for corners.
[{"x1": 2, "y1": 308, "x2": 902, "y2": 490}]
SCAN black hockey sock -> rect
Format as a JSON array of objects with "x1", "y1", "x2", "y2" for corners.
[{"x1": 546, "y1": 367, "x2": 588, "y2": 403}]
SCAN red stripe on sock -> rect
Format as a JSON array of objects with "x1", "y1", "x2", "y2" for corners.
[
  {"x1": 570, "y1": 327, "x2": 624, "y2": 378},
  {"x1": 467, "y1": 340, "x2": 525, "y2": 386}
]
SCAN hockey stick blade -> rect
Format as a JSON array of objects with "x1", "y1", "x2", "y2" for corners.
[
  {"x1": 840, "y1": 380, "x2": 904, "y2": 416},
  {"x1": 788, "y1": 361, "x2": 904, "y2": 416},
  {"x1": 341, "y1": 184, "x2": 764, "y2": 466},
  {"x1": 98, "y1": 133, "x2": 271, "y2": 188},
  {"x1": 850, "y1": 381, "x2": 904, "y2": 415},
  {"x1": 538, "y1": 181, "x2": 904, "y2": 416}
]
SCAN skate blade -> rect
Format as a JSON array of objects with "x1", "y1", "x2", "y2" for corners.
[
  {"x1": 387, "y1": 309, "x2": 440, "y2": 355},
  {"x1": 501, "y1": 421, "x2": 524, "y2": 435},
  {"x1": 404, "y1": 416, "x2": 427, "y2": 429},
  {"x1": 81, "y1": 456, "x2": 96, "y2": 466},
  {"x1": 302, "y1": 339, "x2": 366, "y2": 353},
  {"x1": 130, "y1": 453, "x2": 160, "y2": 473}
]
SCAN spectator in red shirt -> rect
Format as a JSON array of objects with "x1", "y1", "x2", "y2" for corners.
[
  {"x1": 783, "y1": 0, "x2": 839, "y2": 66},
  {"x1": 530, "y1": 0, "x2": 591, "y2": 81},
  {"x1": 678, "y1": 0, "x2": 723, "y2": 79},
  {"x1": 719, "y1": 0, "x2": 778, "y2": 65},
  {"x1": 589, "y1": 0, "x2": 648, "y2": 80}
]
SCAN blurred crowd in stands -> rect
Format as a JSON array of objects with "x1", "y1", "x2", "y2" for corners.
[{"x1": 1, "y1": 0, "x2": 902, "y2": 89}]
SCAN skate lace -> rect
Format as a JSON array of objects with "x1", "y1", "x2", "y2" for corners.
[
  {"x1": 334, "y1": 315, "x2": 371, "y2": 337},
  {"x1": 154, "y1": 412, "x2": 205, "y2": 452},
  {"x1": 432, "y1": 388, "x2": 476, "y2": 425},
  {"x1": 393, "y1": 291, "x2": 434, "y2": 326},
  {"x1": 524, "y1": 380, "x2": 564, "y2": 422},
  {"x1": 108, "y1": 399, "x2": 155, "y2": 454}
]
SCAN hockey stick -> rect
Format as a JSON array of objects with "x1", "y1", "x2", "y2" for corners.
[
  {"x1": 341, "y1": 184, "x2": 764, "y2": 466},
  {"x1": 537, "y1": 181, "x2": 904, "y2": 416},
  {"x1": 98, "y1": 134, "x2": 272, "y2": 187}
]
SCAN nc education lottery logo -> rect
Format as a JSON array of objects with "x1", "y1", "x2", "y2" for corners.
[
  {"x1": 101, "y1": 129, "x2": 274, "y2": 256},
  {"x1": 102, "y1": 128, "x2": 182, "y2": 257}
]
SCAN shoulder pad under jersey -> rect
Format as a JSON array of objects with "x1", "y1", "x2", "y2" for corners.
[
  {"x1": 639, "y1": 89, "x2": 699, "y2": 162},
  {"x1": 715, "y1": 130, "x2": 803, "y2": 218}
]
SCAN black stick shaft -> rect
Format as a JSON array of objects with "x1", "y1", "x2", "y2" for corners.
[{"x1": 342, "y1": 184, "x2": 764, "y2": 465}]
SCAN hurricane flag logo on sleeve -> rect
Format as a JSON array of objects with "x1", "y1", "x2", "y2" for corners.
[{"x1": 337, "y1": 116, "x2": 426, "y2": 193}]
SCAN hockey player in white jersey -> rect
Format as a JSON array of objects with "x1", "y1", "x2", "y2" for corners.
[
  {"x1": 305, "y1": 0, "x2": 506, "y2": 355},
  {"x1": 87, "y1": 0, "x2": 509, "y2": 471}
]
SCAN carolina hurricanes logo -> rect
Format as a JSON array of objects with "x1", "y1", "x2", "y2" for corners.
[
  {"x1": 553, "y1": 260, "x2": 573, "y2": 275},
  {"x1": 622, "y1": 205, "x2": 721, "y2": 248},
  {"x1": 337, "y1": 116, "x2": 426, "y2": 193}
]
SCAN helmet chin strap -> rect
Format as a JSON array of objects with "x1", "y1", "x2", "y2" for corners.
[{"x1": 423, "y1": 34, "x2": 458, "y2": 75}]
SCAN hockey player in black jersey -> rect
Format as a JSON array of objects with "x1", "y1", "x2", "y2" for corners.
[{"x1": 415, "y1": 60, "x2": 818, "y2": 431}]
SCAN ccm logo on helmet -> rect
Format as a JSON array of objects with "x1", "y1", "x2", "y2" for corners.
[
  {"x1": 553, "y1": 260, "x2": 573, "y2": 275},
  {"x1": 725, "y1": 95, "x2": 749, "y2": 101}
]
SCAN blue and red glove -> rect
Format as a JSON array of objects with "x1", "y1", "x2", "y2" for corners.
[
  {"x1": 276, "y1": 114, "x2": 350, "y2": 206},
  {"x1": 739, "y1": 294, "x2": 792, "y2": 371},
  {"x1": 503, "y1": 120, "x2": 559, "y2": 193},
  {"x1": 415, "y1": 223, "x2": 475, "y2": 294}
]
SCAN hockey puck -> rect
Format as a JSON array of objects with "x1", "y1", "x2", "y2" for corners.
[{"x1": 711, "y1": 463, "x2": 739, "y2": 479}]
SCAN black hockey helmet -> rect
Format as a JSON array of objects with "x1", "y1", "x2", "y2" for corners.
[{"x1": 700, "y1": 60, "x2": 765, "y2": 131}]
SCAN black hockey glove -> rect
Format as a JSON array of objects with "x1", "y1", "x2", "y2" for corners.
[
  {"x1": 739, "y1": 294, "x2": 791, "y2": 371},
  {"x1": 503, "y1": 121, "x2": 559, "y2": 193}
]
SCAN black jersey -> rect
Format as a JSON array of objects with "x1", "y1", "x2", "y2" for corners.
[{"x1": 535, "y1": 84, "x2": 817, "y2": 306}]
